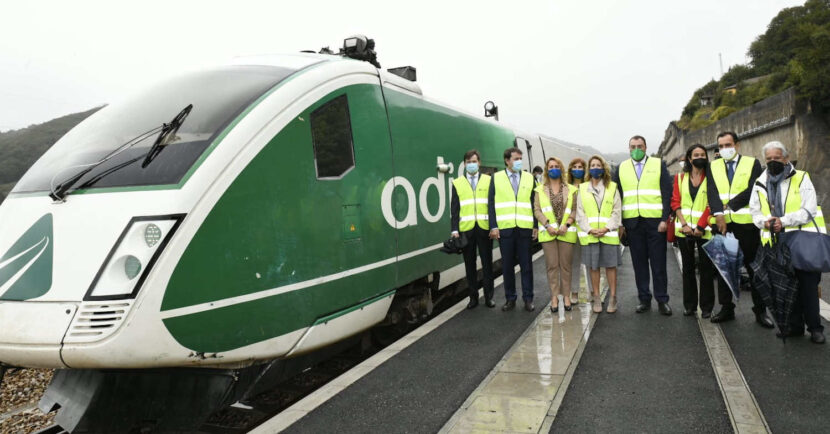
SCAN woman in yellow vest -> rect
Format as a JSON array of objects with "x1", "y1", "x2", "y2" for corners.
[
  {"x1": 566, "y1": 158, "x2": 594, "y2": 305},
  {"x1": 672, "y1": 144, "x2": 716, "y2": 318},
  {"x1": 575, "y1": 155, "x2": 622, "y2": 313},
  {"x1": 534, "y1": 157, "x2": 578, "y2": 313},
  {"x1": 749, "y1": 141, "x2": 826, "y2": 344}
]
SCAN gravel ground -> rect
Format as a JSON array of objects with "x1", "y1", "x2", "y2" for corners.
[{"x1": 0, "y1": 369, "x2": 56, "y2": 434}]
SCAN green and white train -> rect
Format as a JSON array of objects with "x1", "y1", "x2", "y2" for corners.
[{"x1": 0, "y1": 41, "x2": 595, "y2": 429}]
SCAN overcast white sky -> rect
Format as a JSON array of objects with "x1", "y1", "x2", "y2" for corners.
[{"x1": 0, "y1": 0, "x2": 805, "y2": 152}]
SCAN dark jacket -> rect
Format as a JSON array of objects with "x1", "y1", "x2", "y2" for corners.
[
  {"x1": 613, "y1": 157, "x2": 673, "y2": 229},
  {"x1": 706, "y1": 155, "x2": 763, "y2": 220},
  {"x1": 487, "y1": 169, "x2": 537, "y2": 237}
]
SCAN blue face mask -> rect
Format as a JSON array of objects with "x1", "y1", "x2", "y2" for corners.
[
  {"x1": 512, "y1": 160, "x2": 523, "y2": 172},
  {"x1": 571, "y1": 169, "x2": 585, "y2": 180},
  {"x1": 465, "y1": 162, "x2": 479, "y2": 174},
  {"x1": 589, "y1": 168, "x2": 604, "y2": 179},
  {"x1": 548, "y1": 168, "x2": 561, "y2": 179}
]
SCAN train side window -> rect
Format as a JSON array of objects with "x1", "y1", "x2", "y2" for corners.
[{"x1": 310, "y1": 94, "x2": 355, "y2": 179}]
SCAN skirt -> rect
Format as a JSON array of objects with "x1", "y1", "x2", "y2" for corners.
[{"x1": 581, "y1": 242, "x2": 622, "y2": 270}]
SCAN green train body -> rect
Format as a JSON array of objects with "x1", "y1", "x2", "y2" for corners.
[{"x1": 0, "y1": 53, "x2": 593, "y2": 370}]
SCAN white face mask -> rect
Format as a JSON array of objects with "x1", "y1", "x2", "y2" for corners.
[{"x1": 720, "y1": 147, "x2": 737, "y2": 161}]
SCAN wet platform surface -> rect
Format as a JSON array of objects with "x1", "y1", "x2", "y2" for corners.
[{"x1": 256, "y1": 247, "x2": 830, "y2": 434}]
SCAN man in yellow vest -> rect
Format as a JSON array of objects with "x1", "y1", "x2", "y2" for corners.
[
  {"x1": 613, "y1": 135, "x2": 673, "y2": 315},
  {"x1": 451, "y1": 149, "x2": 495, "y2": 310},
  {"x1": 707, "y1": 132, "x2": 774, "y2": 328},
  {"x1": 489, "y1": 147, "x2": 538, "y2": 312},
  {"x1": 749, "y1": 141, "x2": 825, "y2": 343}
]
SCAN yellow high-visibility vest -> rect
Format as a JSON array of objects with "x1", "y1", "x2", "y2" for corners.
[
  {"x1": 493, "y1": 170, "x2": 535, "y2": 229},
  {"x1": 710, "y1": 156, "x2": 755, "y2": 224},
  {"x1": 757, "y1": 170, "x2": 827, "y2": 246},
  {"x1": 453, "y1": 174, "x2": 491, "y2": 232},
  {"x1": 536, "y1": 183, "x2": 578, "y2": 243},
  {"x1": 619, "y1": 157, "x2": 663, "y2": 219},
  {"x1": 674, "y1": 173, "x2": 712, "y2": 240},
  {"x1": 577, "y1": 182, "x2": 621, "y2": 246}
]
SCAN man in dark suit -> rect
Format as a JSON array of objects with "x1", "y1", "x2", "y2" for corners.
[
  {"x1": 450, "y1": 149, "x2": 495, "y2": 309},
  {"x1": 614, "y1": 135, "x2": 674, "y2": 315},
  {"x1": 707, "y1": 131, "x2": 774, "y2": 328},
  {"x1": 488, "y1": 147, "x2": 538, "y2": 312}
]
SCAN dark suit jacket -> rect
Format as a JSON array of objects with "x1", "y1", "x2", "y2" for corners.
[
  {"x1": 487, "y1": 169, "x2": 537, "y2": 238},
  {"x1": 613, "y1": 157, "x2": 673, "y2": 230},
  {"x1": 706, "y1": 155, "x2": 763, "y2": 216}
]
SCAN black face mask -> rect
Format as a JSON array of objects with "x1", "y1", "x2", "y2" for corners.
[
  {"x1": 691, "y1": 158, "x2": 707, "y2": 169},
  {"x1": 767, "y1": 160, "x2": 786, "y2": 176}
]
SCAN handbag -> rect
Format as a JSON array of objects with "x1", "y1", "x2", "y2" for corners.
[{"x1": 778, "y1": 210, "x2": 830, "y2": 272}]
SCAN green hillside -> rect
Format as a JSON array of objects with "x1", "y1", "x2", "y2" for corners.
[
  {"x1": 678, "y1": 0, "x2": 830, "y2": 130},
  {"x1": 0, "y1": 107, "x2": 100, "y2": 203}
]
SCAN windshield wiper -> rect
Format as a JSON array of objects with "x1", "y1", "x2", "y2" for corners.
[
  {"x1": 141, "y1": 104, "x2": 193, "y2": 168},
  {"x1": 49, "y1": 104, "x2": 193, "y2": 202}
]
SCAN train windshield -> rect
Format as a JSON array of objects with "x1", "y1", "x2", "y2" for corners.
[{"x1": 13, "y1": 65, "x2": 297, "y2": 194}]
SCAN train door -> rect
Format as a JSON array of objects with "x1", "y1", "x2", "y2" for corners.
[{"x1": 515, "y1": 135, "x2": 544, "y2": 173}]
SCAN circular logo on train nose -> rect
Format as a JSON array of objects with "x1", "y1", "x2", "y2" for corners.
[{"x1": 144, "y1": 224, "x2": 162, "y2": 247}]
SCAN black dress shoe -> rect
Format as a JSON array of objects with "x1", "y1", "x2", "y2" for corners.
[
  {"x1": 658, "y1": 302, "x2": 673, "y2": 316},
  {"x1": 635, "y1": 303, "x2": 651, "y2": 313},
  {"x1": 466, "y1": 299, "x2": 479, "y2": 309},
  {"x1": 811, "y1": 331, "x2": 826, "y2": 344},
  {"x1": 701, "y1": 311, "x2": 712, "y2": 319},
  {"x1": 755, "y1": 311, "x2": 775, "y2": 329},
  {"x1": 710, "y1": 309, "x2": 735, "y2": 323},
  {"x1": 502, "y1": 300, "x2": 516, "y2": 311},
  {"x1": 485, "y1": 299, "x2": 496, "y2": 308},
  {"x1": 524, "y1": 301, "x2": 535, "y2": 312},
  {"x1": 683, "y1": 308, "x2": 696, "y2": 316},
  {"x1": 550, "y1": 305, "x2": 559, "y2": 313}
]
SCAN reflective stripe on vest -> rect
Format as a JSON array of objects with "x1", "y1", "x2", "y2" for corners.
[
  {"x1": 537, "y1": 183, "x2": 578, "y2": 244},
  {"x1": 710, "y1": 156, "x2": 755, "y2": 224},
  {"x1": 674, "y1": 173, "x2": 712, "y2": 240},
  {"x1": 758, "y1": 170, "x2": 828, "y2": 246},
  {"x1": 619, "y1": 157, "x2": 663, "y2": 219},
  {"x1": 494, "y1": 170, "x2": 535, "y2": 229},
  {"x1": 577, "y1": 181, "x2": 620, "y2": 246},
  {"x1": 453, "y1": 174, "x2": 491, "y2": 231}
]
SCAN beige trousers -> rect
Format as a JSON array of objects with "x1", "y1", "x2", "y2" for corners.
[{"x1": 541, "y1": 240, "x2": 574, "y2": 299}]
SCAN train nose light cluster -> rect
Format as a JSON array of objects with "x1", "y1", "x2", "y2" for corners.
[{"x1": 85, "y1": 216, "x2": 184, "y2": 300}]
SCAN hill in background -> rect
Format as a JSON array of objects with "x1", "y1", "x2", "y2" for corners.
[
  {"x1": 677, "y1": 0, "x2": 830, "y2": 131},
  {"x1": 0, "y1": 107, "x2": 100, "y2": 203}
]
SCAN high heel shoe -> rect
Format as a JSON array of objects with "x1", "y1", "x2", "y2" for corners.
[
  {"x1": 564, "y1": 304, "x2": 573, "y2": 312},
  {"x1": 550, "y1": 305, "x2": 559, "y2": 313}
]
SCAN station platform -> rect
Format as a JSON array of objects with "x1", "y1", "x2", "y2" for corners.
[{"x1": 253, "y1": 247, "x2": 830, "y2": 434}]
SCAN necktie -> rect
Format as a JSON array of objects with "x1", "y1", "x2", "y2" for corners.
[
  {"x1": 727, "y1": 161, "x2": 735, "y2": 183},
  {"x1": 470, "y1": 175, "x2": 477, "y2": 190},
  {"x1": 511, "y1": 173, "x2": 519, "y2": 196},
  {"x1": 636, "y1": 162, "x2": 643, "y2": 179}
]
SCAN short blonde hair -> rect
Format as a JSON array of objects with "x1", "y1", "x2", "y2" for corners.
[
  {"x1": 587, "y1": 155, "x2": 612, "y2": 187},
  {"x1": 566, "y1": 157, "x2": 588, "y2": 184}
]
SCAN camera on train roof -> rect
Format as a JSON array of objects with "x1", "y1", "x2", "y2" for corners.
[{"x1": 340, "y1": 34, "x2": 381, "y2": 68}]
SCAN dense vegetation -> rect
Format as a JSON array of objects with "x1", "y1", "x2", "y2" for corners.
[
  {"x1": 678, "y1": 0, "x2": 830, "y2": 130},
  {"x1": 0, "y1": 107, "x2": 99, "y2": 203}
]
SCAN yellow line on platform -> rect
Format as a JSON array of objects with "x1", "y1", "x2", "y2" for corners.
[
  {"x1": 672, "y1": 247, "x2": 770, "y2": 434},
  {"x1": 439, "y1": 254, "x2": 613, "y2": 434}
]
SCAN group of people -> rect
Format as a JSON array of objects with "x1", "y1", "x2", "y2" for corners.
[{"x1": 449, "y1": 132, "x2": 826, "y2": 344}]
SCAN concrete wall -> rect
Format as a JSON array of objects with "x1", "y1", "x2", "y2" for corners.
[{"x1": 657, "y1": 87, "x2": 830, "y2": 210}]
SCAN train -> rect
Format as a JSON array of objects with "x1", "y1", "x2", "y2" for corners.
[{"x1": 0, "y1": 36, "x2": 597, "y2": 431}]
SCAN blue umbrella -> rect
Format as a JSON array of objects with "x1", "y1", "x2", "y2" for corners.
[{"x1": 703, "y1": 234, "x2": 743, "y2": 300}]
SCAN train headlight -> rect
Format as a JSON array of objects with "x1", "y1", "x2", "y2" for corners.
[{"x1": 86, "y1": 215, "x2": 185, "y2": 300}]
